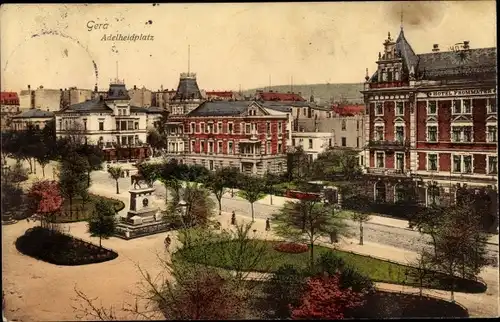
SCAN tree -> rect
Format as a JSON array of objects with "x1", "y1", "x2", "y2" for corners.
[
  {"x1": 272, "y1": 200, "x2": 350, "y2": 268},
  {"x1": 1, "y1": 174, "x2": 25, "y2": 220},
  {"x1": 286, "y1": 146, "x2": 311, "y2": 181},
  {"x1": 146, "y1": 128, "x2": 168, "y2": 157},
  {"x1": 78, "y1": 144, "x2": 104, "y2": 187},
  {"x1": 88, "y1": 199, "x2": 117, "y2": 247},
  {"x1": 8, "y1": 160, "x2": 29, "y2": 184},
  {"x1": 262, "y1": 264, "x2": 307, "y2": 319},
  {"x1": 290, "y1": 274, "x2": 366, "y2": 320},
  {"x1": 59, "y1": 153, "x2": 89, "y2": 219},
  {"x1": 220, "y1": 166, "x2": 242, "y2": 197},
  {"x1": 351, "y1": 211, "x2": 372, "y2": 245},
  {"x1": 206, "y1": 168, "x2": 227, "y2": 216},
  {"x1": 26, "y1": 180, "x2": 63, "y2": 228},
  {"x1": 34, "y1": 145, "x2": 52, "y2": 178},
  {"x1": 108, "y1": 166, "x2": 124, "y2": 194},
  {"x1": 238, "y1": 175, "x2": 265, "y2": 222},
  {"x1": 310, "y1": 149, "x2": 362, "y2": 181},
  {"x1": 409, "y1": 205, "x2": 443, "y2": 256},
  {"x1": 166, "y1": 183, "x2": 215, "y2": 228},
  {"x1": 263, "y1": 170, "x2": 281, "y2": 205},
  {"x1": 407, "y1": 250, "x2": 435, "y2": 298}
]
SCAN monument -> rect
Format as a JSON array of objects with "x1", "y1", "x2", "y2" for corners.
[{"x1": 114, "y1": 174, "x2": 170, "y2": 239}]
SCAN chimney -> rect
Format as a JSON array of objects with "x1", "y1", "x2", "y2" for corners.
[
  {"x1": 432, "y1": 44, "x2": 440, "y2": 52},
  {"x1": 463, "y1": 41, "x2": 470, "y2": 50},
  {"x1": 28, "y1": 84, "x2": 31, "y2": 91},
  {"x1": 134, "y1": 85, "x2": 137, "y2": 90}
]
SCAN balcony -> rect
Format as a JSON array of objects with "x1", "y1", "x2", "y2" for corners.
[
  {"x1": 239, "y1": 153, "x2": 264, "y2": 159},
  {"x1": 369, "y1": 81, "x2": 409, "y2": 89},
  {"x1": 367, "y1": 140, "x2": 410, "y2": 151},
  {"x1": 365, "y1": 168, "x2": 412, "y2": 177}
]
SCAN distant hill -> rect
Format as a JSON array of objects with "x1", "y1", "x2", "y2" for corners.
[{"x1": 243, "y1": 83, "x2": 364, "y2": 104}]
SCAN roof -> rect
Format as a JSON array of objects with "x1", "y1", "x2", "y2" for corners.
[
  {"x1": 173, "y1": 73, "x2": 203, "y2": 101},
  {"x1": 206, "y1": 91, "x2": 233, "y2": 98},
  {"x1": 63, "y1": 98, "x2": 113, "y2": 113},
  {"x1": 256, "y1": 91, "x2": 306, "y2": 102},
  {"x1": 332, "y1": 104, "x2": 365, "y2": 116},
  {"x1": 0, "y1": 92, "x2": 19, "y2": 104},
  {"x1": 12, "y1": 109, "x2": 54, "y2": 118},
  {"x1": 106, "y1": 83, "x2": 130, "y2": 100},
  {"x1": 145, "y1": 106, "x2": 167, "y2": 113},
  {"x1": 261, "y1": 100, "x2": 310, "y2": 108},
  {"x1": 187, "y1": 101, "x2": 260, "y2": 117},
  {"x1": 368, "y1": 29, "x2": 497, "y2": 82},
  {"x1": 130, "y1": 106, "x2": 149, "y2": 113},
  {"x1": 261, "y1": 102, "x2": 292, "y2": 113}
]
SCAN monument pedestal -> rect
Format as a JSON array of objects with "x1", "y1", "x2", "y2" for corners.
[{"x1": 114, "y1": 186, "x2": 171, "y2": 240}]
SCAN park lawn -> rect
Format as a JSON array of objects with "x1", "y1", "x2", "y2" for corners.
[
  {"x1": 55, "y1": 194, "x2": 125, "y2": 223},
  {"x1": 174, "y1": 240, "x2": 486, "y2": 293}
]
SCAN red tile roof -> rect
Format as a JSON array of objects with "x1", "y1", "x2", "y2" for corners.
[
  {"x1": 257, "y1": 91, "x2": 306, "y2": 102},
  {"x1": 331, "y1": 104, "x2": 365, "y2": 116},
  {"x1": 0, "y1": 92, "x2": 19, "y2": 105},
  {"x1": 206, "y1": 91, "x2": 234, "y2": 98}
]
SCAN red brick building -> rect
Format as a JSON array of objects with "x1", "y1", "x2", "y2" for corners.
[
  {"x1": 206, "y1": 91, "x2": 239, "y2": 101},
  {"x1": 255, "y1": 90, "x2": 306, "y2": 102},
  {"x1": 361, "y1": 28, "x2": 497, "y2": 224},
  {"x1": 1, "y1": 92, "x2": 20, "y2": 130},
  {"x1": 179, "y1": 101, "x2": 289, "y2": 175}
]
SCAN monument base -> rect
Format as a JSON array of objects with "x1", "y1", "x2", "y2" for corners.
[{"x1": 114, "y1": 220, "x2": 172, "y2": 240}]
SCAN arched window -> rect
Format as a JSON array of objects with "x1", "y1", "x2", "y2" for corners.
[
  {"x1": 374, "y1": 181, "x2": 386, "y2": 202},
  {"x1": 394, "y1": 184, "x2": 406, "y2": 203}
]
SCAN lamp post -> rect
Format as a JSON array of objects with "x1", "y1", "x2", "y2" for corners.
[{"x1": 178, "y1": 199, "x2": 189, "y2": 226}]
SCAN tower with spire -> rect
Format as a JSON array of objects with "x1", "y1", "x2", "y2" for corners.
[{"x1": 171, "y1": 45, "x2": 203, "y2": 115}]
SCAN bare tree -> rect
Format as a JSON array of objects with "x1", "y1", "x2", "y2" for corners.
[{"x1": 108, "y1": 166, "x2": 124, "y2": 194}]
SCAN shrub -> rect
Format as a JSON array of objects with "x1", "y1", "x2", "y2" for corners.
[{"x1": 273, "y1": 242, "x2": 309, "y2": 254}]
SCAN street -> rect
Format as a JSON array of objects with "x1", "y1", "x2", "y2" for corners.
[{"x1": 90, "y1": 170, "x2": 499, "y2": 267}]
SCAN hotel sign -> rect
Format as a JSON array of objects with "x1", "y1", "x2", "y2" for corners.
[{"x1": 428, "y1": 88, "x2": 496, "y2": 97}]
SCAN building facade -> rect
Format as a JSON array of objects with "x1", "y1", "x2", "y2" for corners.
[
  {"x1": 168, "y1": 73, "x2": 204, "y2": 116},
  {"x1": 361, "y1": 28, "x2": 497, "y2": 218},
  {"x1": 128, "y1": 85, "x2": 153, "y2": 107},
  {"x1": 1, "y1": 92, "x2": 20, "y2": 130},
  {"x1": 55, "y1": 80, "x2": 151, "y2": 162},
  {"x1": 179, "y1": 101, "x2": 289, "y2": 175},
  {"x1": 10, "y1": 109, "x2": 54, "y2": 131},
  {"x1": 61, "y1": 87, "x2": 93, "y2": 110}
]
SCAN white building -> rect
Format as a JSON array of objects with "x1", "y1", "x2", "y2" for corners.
[
  {"x1": 55, "y1": 80, "x2": 153, "y2": 161},
  {"x1": 291, "y1": 131, "x2": 335, "y2": 161}
]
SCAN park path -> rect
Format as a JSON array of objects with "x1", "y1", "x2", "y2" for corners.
[{"x1": 2, "y1": 158, "x2": 499, "y2": 320}]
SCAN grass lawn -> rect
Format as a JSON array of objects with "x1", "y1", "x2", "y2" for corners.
[
  {"x1": 174, "y1": 240, "x2": 486, "y2": 293},
  {"x1": 54, "y1": 194, "x2": 125, "y2": 223}
]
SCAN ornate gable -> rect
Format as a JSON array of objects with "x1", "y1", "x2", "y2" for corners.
[
  {"x1": 394, "y1": 116, "x2": 405, "y2": 123},
  {"x1": 452, "y1": 115, "x2": 473, "y2": 123},
  {"x1": 426, "y1": 115, "x2": 438, "y2": 123},
  {"x1": 374, "y1": 116, "x2": 385, "y2": 124},
  {"x1": 241, "y1": 102, "x2": 269, "y2": 117}
]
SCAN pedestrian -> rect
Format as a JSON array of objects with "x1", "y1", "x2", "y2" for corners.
[
  {"x1": 26, "y1": 217, "x2": 30, "y2": 223},
  {"x1": 265, "y1": 218, "x2": 271, "y2": 231},
  {"x1": 164, "y1": 235, "x2": 171, "y2": 250},
  {"x1": 330, "y1": 230, "x2": 338, "y2": 244},
  {"x1": 231, "y1": 211, "x2": 236, "y2": 225}
]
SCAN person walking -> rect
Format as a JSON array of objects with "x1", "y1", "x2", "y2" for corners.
[
  {"x1": 164, "y1": 235, "x2": 171, "y2": 250},
  {"x1": 231, "y1": 211, "x2": 236, "y2": 225},
  {"x1": 265, "y1": 218, "x2": 271, "y2": 231}
]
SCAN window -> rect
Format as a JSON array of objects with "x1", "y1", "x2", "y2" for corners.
[
  {"x1": 245, "y1": 124, "x2": 251, "y2": 134},
  {"x1": 266, "y1": 122, "x2": 271, "y2": 135},
  {"x1": 190, "y1": 123, "x2": 195, "y2": 133},
  {"x1": 488, "y1": 156, "x2": 497, "y2": 174},
  {"x1": 228, "y1": 123, "x2": 233, "y2": 134},
  {"x1": 278, "y1": 122, "x2": 282, "y2": 134},
  {"x1": 218, "y1": 141, "x2": 222, "y2": 154},
  {"x1": 356, "y1": 137, "x2": 359, "y2": 148},
  {"x1": 200, "y1": 141, "x2": 205, "y2": 153},
  {"x1": 487, "y1": 126, "x2": 497, "y2": 142},
  {"x1": 487, "y1": 98, "x2": 497, "y2": 114},
  {"x1": 329, "y1": 139, "x2": 332, "y2": 147},
  {"x1": 308, "y1": 139, "x2": 313, "y2": 149},
  {"x1": 356, "y1": 120, "x2": 360, "y2": 131},
  {"x1": 292, "y1": 138, "x2": 296, "y2": 146},
  {"x1": 267, "y1": 141, "x2": 271, "y2": 154},
  {"x1": 208, "y1": 142, "x2": 214, "y2": 153},
  {"x1": 191, "y1": 140, "x2": 195, "y2": 153},
  {"x1": 453, "y1": 155, "x2": 473, "y2": 173},
  {"x1": 395, "y1": 126, "x2": 404, "y2": 142},
  {"x1": 303, "y1": 108, "x2": 307, "y2": 116},
  {"x1": 427, "y1": 101, "x2": 437, "y2": 115},
  {"x1": 99, "y1": 121, "x2": 104, "y2": 131},
  {"x1": 206, "y1": 123, "x2": 212, "y2": 134},
  {"x1": 376, "y1": 152, "x2": 384, "y2": 168},
  {"x1": 451, "y1": 126, "x2": 473, "y2": 142},
  {"x1": 428, "y1": 154, "x2": 438, "y2": 171},
  {"x1": 217, "y1": 122, "x2": 222, "y2": 134},
  {"x1": 394, "y1": 185, "x2": 405, "y2": 202},
  {"x1": 200, "y1": 123, "x2": 205, "y2": 133},
  {"x1": 83, "y1": 119, "x2": 87, "y2": 130},
  {"x1": 427, "y1": 126, "x2": 438, "y2": 142},
  {"x1": 395, "y1": 102, "x2": 404, "y2": 115},
  {"x1": 395, "y1": 153, "x2": 404, "y2": 170},
  {"x1": 375, "y1": 126, "x2": 384, "y2": 141},
  {"x1": 453, "y1": 99, "x2": 473, "y2": 114},
  {"x1": 341, "y1": 137, "x2": 346, "y2": 147},
  {"x1": 278, "y1": 143, "x2": 282, "y2": 153},
  {"x1": 375, "y1": 102, "x2": 383, "y2": 115},
  {"x1": 135, "y1": 122, "x2": 139, "y2": 130},
  {"x1": 341, "y1": 120, "x2": 346, "y2": 131},
  {"x1": 228, "y1": 141, "x2": 233, "y2": 154}
]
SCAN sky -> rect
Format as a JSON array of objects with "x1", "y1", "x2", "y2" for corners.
[{"x1": 0, "y1": 1, "x2": 496, "y2": 93}]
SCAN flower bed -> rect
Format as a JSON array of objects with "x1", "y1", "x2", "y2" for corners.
[
  {"x1": 15, "y1": 226, "x2": 118, "y2": 266},
  {"x1": 273, "y1": 242, "x2": 309, "y2": 254}
]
